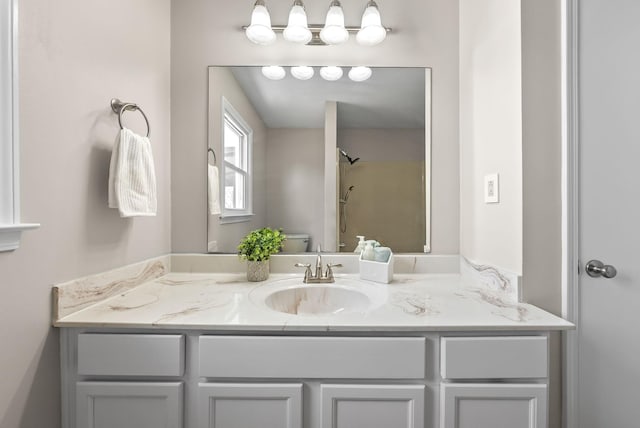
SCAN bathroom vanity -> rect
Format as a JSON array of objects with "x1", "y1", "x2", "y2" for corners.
[{"x1": 53, "y1": 255, "x2": 572, "y2": 428}]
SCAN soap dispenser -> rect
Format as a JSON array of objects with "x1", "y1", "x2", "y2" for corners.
[
  {"x1": 362, "y1": 241, "x2": 375, "y2": 261},
  {"x1": 354, "y1": 236, "x2": 366, "y2": 253}
]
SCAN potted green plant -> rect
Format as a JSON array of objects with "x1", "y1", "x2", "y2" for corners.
[{"x1": 238, "y1": 228, "x2": 287, "y2": 282}]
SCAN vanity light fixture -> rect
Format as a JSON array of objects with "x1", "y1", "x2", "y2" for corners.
[
  {"x1": 283, "y1": 0, "x2": 313, "y2": 44},
  {"x1": 291, "y1": 66, "x2": 315, "y2": 80},
  {"x1": 245, "y1": 0, "x2": 277, "y2": 45},
  {"x1": 348, "y1": 66, "x2": 372, "y2": 82},
  {"x1": 319, "y1": 0, "x2": 350, "y2": 45},
  {"x1": 262, "y1": 66, "x2": 286, "y2": 80},
  {"x1": 243, "y1": 1, "x2": 391, "y2": 47},
  {"x1": 320, "y1": 66, "x2": 344, "y2": 81},
  {"x1": 356, "y1": 1, "x2": 387, "y2": 46}
]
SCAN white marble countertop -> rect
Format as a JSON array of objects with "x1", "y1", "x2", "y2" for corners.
[{"x1": 53, "y1": 271, "x2": 573, "y2": 332}]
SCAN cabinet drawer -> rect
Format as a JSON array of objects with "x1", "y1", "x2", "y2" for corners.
[
  {"x1": 199, "y1": 336, "x2": 426, "y2": 379},
  {"x1": 440, "y1": 336, "x2": 547, "y2": 379},
  {"x1": 78, "y1": 334, "x2": 185, "y2": 376}
]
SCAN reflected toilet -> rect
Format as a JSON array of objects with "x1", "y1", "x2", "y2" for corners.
[{"x1": 281, "y1": 233, "x2": 310, "y2": 253}]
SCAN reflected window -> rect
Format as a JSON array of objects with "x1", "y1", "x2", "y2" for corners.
[{"x1": 221, "y1": 98, "x2": 253, "y2": 218}]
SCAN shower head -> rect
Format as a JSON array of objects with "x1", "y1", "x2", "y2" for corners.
[{"x1": 339, "y1": 148, "x2": 360, "y2": 165}]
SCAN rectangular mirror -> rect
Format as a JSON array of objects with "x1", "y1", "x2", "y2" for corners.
[{"x1": 207, "y1": 66, "x2": 431, "y2": 254}]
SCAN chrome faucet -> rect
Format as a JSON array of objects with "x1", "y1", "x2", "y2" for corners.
[{"x1": 295, "y1": 245, "x2": 342, "y2": 283}]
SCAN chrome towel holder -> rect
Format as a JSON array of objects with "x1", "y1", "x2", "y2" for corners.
[
  {"x1": 110, "y1": 98, "x2": 150, "y2": 137},
  {"x1": 208, "y1": 148, "x2": 217, "y2": 165}
]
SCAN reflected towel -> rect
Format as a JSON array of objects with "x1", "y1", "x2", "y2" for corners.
[
  {"x1": 208, "y1": 164, "x2": 221, "y2": 215},
  {"x1": 108, "y1": 128, "x2": 157, "y2": 217}
]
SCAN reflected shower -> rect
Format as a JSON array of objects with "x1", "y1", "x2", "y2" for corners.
[
  {"x1": 340, "y1": 185, "x2": 355, "y2": 204},
  {"x1": 339, "y1": 148, "x2": 360, "y2": 165}
]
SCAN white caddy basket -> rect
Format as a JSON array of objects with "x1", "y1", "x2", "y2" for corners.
[{"x1": 359, "y1": 251, "x2": 394, "y2": 284}]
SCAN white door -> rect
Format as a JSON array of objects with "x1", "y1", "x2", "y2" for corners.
[{"x1": 577, "y1": 0, "x2": 640, "y2": 427}]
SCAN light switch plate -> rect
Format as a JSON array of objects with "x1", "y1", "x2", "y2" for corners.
[{"x1": 484, "y1": 173, "x2": 500, "y2": 203}]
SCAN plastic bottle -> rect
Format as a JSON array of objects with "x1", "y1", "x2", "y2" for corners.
[
  {"x1": 362, "y1": 242, "x2": 375, "y2": 261},
  {"x1": 374, "y1": 247, "x2": 392, "y2": 263},
  {"x1": 354, "y1": 236, "x2": 366, "y2": 253}
]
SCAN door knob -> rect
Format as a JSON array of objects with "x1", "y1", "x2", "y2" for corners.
[{"x1": 585, "y1": 260, "x2": 617, "y2": 279}]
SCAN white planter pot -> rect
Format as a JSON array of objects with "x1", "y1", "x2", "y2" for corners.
[{"x1": 247, "y1": 260, "x2": 270, "y2": 282}]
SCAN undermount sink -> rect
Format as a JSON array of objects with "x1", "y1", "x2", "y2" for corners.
[
  {"x1": 250, "y1": 277, "x2": 387, "y2": 316},
  {"x1": 266, "y1": 286, "x2": 370, "y2": 315}
]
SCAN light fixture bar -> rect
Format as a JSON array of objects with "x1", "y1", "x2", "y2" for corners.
[{"x1": 241, "y1": 24, "x2": 392, "y2": 46}]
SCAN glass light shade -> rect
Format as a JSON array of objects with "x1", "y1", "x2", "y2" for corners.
[
  {"x1": 246, "y1": 4, "x2": 276, "y2": 45},
  {"x1": 348, "y1": 66, "x2": 372, "y2": 82},
  {"x1": 356, "y1": 2, "x2": 386, "y2": 46},
  {"x1": 320, "y1": 66, "x2": 343, "y2": 81},
  {"x1": 283, "y1": 4, "x2": 312, "y2": 44},
  {"x1": 291, "y1": 66, "x2": 315, "y2": 80},
  {"x1": 262, "y1": 66, "x2": 286, "y2": 80},
  {"x1": 320, "y1": 4, "x2": 349, "y2": 45}
]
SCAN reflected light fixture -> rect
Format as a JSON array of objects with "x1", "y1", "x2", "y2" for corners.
[
  {"x1": 319, "y1": 1, "x2": 349, "y2": 45},
  {"x1": 291, "y1": 66, "x2": 315, "y2": 80},
  {"x1": 283, "y1": 0, "x2": 312, "y2": 44},
  {"x1": 262, "y1": 66, "x2": 286, "y2": 80},
  {"x1": 348, "y1": 66, "x2": 372, "y2": 82},
  {"x1": 245, "y1": 0, "x2": 277, "y2": 45},
  {"x1": 356, "y1": 0, "x2": 387, "y2": 46},
  {"x1": 320, "y1": 66, "x2": 344, "y2": 81}
]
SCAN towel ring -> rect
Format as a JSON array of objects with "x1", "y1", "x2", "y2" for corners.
[
  {"x1": 110, "y1": 98, "x2": 151, "y2": 137},
  {"x1": 208, "y1": 148, "x2": 217, "y2": 165}
]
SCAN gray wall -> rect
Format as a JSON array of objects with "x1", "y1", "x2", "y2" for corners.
[
  {"x1": 266, "y1": 128, "x2": 325, "y2": 251},
  {"x1": 0, "y1": 0, "x2": 171, "y2": 427},
  {"x1": 459, "y1": 0, "x2": 523, "y2": 274},
  {"x1": 521, "y1": 1, "x2": 563, "y2": 427},
  {"x1": 459, "y1": 1, "x2": 563, "y2": 426},
  {"x1": 171, "y1": 0, "x2": 460, "y2": 255},
  {"x1": 339, "y1": 128, "x2": 425, "y2": 161},
  {"x1": 207, "y1": 67, "x2": 268, "y2": 252}
]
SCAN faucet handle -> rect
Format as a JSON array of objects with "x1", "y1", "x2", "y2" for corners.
[
  {"x1": 326, "y1": 263, "x2": 343, "y2": 279},
  {"x1": 295, "y1": 263, "x2": 312, "y2": 282}
]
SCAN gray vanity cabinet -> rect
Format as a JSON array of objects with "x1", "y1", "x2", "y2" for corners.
[
  {"x1": 69, "y1": 333, "x2": 186, "y2": 428},
  {"x1": 439, "y1": 336, "x2": 550, "y2": 428},
  {"x1": 62, "y1": 330, "x2": 551, "y2": 428}
]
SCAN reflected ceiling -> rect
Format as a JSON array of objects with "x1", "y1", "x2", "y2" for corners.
[{"x1": 230, "y1": 67, "x2": 426, "y2": 129}]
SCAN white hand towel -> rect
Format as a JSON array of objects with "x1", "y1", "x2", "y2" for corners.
[
  {"x1": 208, "y1": 164, "x2": 221, "y2": 215},
  {"x1": 108, "y1": 128, "x2": 157, "y2": 217}
]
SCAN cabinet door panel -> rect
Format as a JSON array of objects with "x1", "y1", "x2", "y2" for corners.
[
  {"x1": 198, "y1": 383, "x2": 302, "y2": 428},
  {"x1": 440, "y1": 383, "x2": 547, "y2": 428},
  {"x1": 76, "y1": 382, "x2": 183, "y2": 428},
  {"x1": 321, "y1": 384, "x2": 425, "y2": 428}
]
